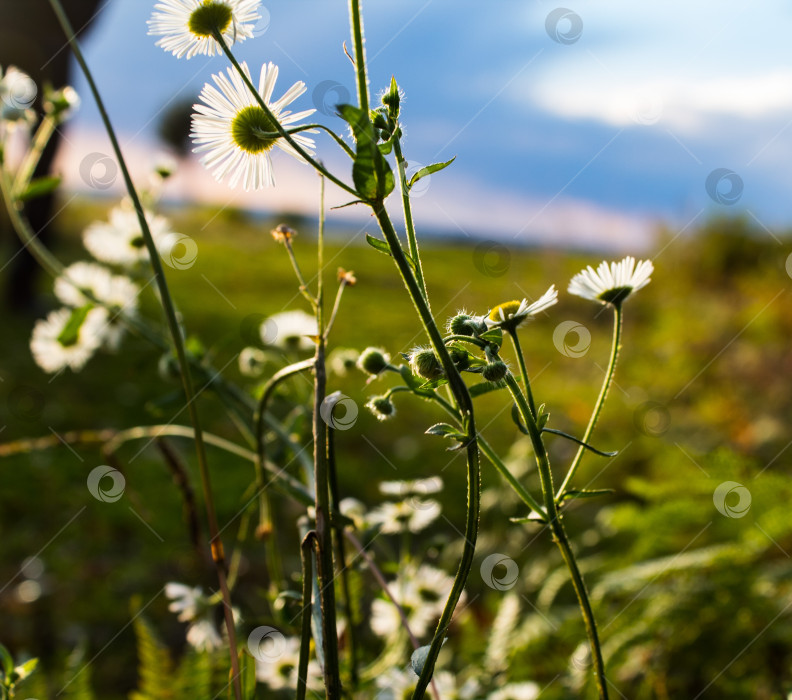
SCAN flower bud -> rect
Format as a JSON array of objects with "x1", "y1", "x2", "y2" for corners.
[
  {"x1": 358, "y1": 347, "x2": 390, "y2": 375},
  {"x1": 408, "y1": 347, "x2": 444, "y2": 380},
  {"x1": 367, "y1": 395, "x2": 396, "y2": 421},
  {"x1": 448, "y1": 313, "x2": 486, "y2": 337},
  {"x1": 449, "y1": 346, "x2": 470, "y2": 370},
  {"x1": 482, "y1": 360, "x2": 508, "y2": 382}
]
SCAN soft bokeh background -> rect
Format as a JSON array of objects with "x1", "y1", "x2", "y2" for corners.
[{"x1": 3, "y1": 1, "x2": 792, "y2": 698}]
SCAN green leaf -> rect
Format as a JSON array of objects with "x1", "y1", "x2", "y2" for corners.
[
  {"x1": 407, "y1": 157, "x2": 456, "y2": 189},
  {"x1": 537, "y1": 412, "x2": 550, "y2": 430},
  {"x1": 13, "y1": 659, "x2": 37, "y2": 683},
  {"x1": 399, "y1": 364, "x2": 423, "y2": 391},
  {"x1": 560, "y1": 488, "x2": 616, "y2": 502},
  {"x1": 337, "y1": 103, "x2": 394, "y2": 201},
  {"x1": 418, "y1": 377, "x2": 449, "y2": 391},
  {"x1": 541, "y1": 428, "x2": 618, "y2": 457},
  {"x1": 469, "y1": 380, "x2": 507, "y2": 398},
  {"x1": 56, "y1": 304, "x2": 93, "y2": 348},
  {"x1": 365, "y1": 233, "x2": 392, "y2": 257},
  {"x1": 478, "y1": 328, "x2": 503, "y2": 346},
  {"x1": 510, "y1": 511, "x2": 547, "y2": 524},
  {"x1": 378, "y1": 139, "x2": 394, "y2": 155},
  {"x1": 17, "y1": 175, "x2": 61, "y2": 202},
  {"x1": 0, "y1": 643, "x2": 13, "y2": 678},
  {"x1": 331, "y1": 199, "x2": 367, "y2": 210},
  {"x1": 235, "y1": 651, "x2": 257, "y2": 700},
  {"x1": 425, "y1": 423, "x2": 463, "y2": 437}
]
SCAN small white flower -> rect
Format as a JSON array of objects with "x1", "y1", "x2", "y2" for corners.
[
  {"x1": 165, "y1": 582, "x2": 204, "y2": 622},
  {"x1": 379, "y1": 478, "x2": 443, "y2": 498},
  {"x1": 238, "y1": 346, "x2": 267, "y2": 377},
  {"x1": 369, "y1": 499, "x2": 441, "y2": 535},
  {"x1": 486, "y1": 286, "x2": 558, "y2": 330},
  {"x1": 186, "y1": 618, "x2": 223, "y2": 652},
  {"x1": 55, "y1": 262, "x2": 138, "y2": 307},
  {"x1": 83, "y1": 205, "x2": 172, "y2": 268},
  {"x1": 370, "y1": 564, "x2": 457, "y2": 640},
  {"x1": 568, "y1": 256, "x2": 653, "y2": 305},
  {"x1": 30, "y1": 306, "x2": 109, "y2": 373},
  {"x1": 488, "y1": 682, "x2": 541, "y2": 700},
  {"x1": 262, "y1": 310, "x2": 317, "y2": 351},
  {"x1": 148, "y1": 0, "x2": 262, "y2": 60},
  {"x1": 375, "y1": 667, "x2": 416, "y2": 700},
  {"x1": 254, "y1": 636, "x2": 322, "y2": 691},
  {"x1": 191, "y1": 61, "x2": 316, "y2": 190},
  {"x1": 0, "y1": 66, "x2": 37, "y2": 125}
]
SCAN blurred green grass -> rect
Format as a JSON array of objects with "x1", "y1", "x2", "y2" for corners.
[{"x1": 2, "y1": 198, "x2": 792, "y2": 697}]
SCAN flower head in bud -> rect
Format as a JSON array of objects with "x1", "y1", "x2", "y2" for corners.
[
  {"x1": 338, "y1": 267, "x2": 357, "y2": 286},
  {"x1": 408, "y1": 346, "x2": 444, "y2": 380},
  {"x1": 449, "y1": 346, "x2": 471, "y2": 370},
  {"x1": 482, "y1": 359, "x2": 508, "y2": 383},
  {"x1": 486, "y1": 286, "x2": 558, "y2": 332},
  {"x1": 43, "y1": 85, "x2": 80, "y2": 121},
  {"x1": 357, "y1": 347, "x2": 391, "y2": 376},
  {"x1": 271, "y1": 224, "x2": 296, "y2": 244},
  {"x1": 367, "y1": 395, "x2": 396, "y2": 421},
  {"x1": 447, "y1": 311, "x2": 487, "y2": 337}
]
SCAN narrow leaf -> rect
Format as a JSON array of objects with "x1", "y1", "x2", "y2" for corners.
[
  {"x1": 541, "y1": 428, "x2": 618, "y2": 457},
  {"x1": 365, "y1": 233, "x2": 392, "y2": 257},
  {"x1": 478, "y1": 328, "x2": 503, "y2": 346},
  {"x1": 408, "y1": 157, "x2": 455, "y2": 189},
  {"x1": 511, "y1": 404, "x2": 530, "y2": 435},
  {"x1": 469, "y1": 380, "x2": 507, "y2": 398},
  {"x1": 560, "y1": 488, "x2": 616, "y2": 502},
  {"x1": 425, "y1": 423, "x2": 465, "y2": 439},
  {"x1": 17, "y1": 176, "x2": 61, "y2": 202}
]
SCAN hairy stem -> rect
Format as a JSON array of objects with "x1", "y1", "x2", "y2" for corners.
[{"x1": 556, "y1": 304, "x2": 623, "y2": 501}]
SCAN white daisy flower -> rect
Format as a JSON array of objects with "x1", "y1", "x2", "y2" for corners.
[
  {"x1": 83, "y1": 205, "x2": 172, "y2": 268},
  {"x1": 379, "y1": 477, "x2": 444, "y2": 498},
  {"x1": 370, "y1": 564, "x2": 458, "y2": 640},
  {"x1": 53, "y1": 262, "x2": 136, "y2": 353},
  {"x1": 262, "y1": 310, "x2": 318, "y2": 351},
  {"x1": 191, "y1": 61, "x2": 317, "y2": 190},
  {"x1": 375, "y1": 667, "x2": 416, "y2": 700},
  {"x1": 55, "y1": 262, "x2": 139, "y2": 309},
  {"x1": 488, "y1": 682, "x2": 541, "y2": 700},
  {"x1": 568, "y1": 256, "x2": 653, "y2": 306},
  {"x1": 30, "y1": 306, "x2": 109, "y2": 373},
  {"x1": 254, "y1": 636, "x2": 322, "y2": 691},
  {"x1": 148, "y1": 0, "x2": 262, "y2": 60},
  {"x1": 368, "y1": 499, "x2": 441, "y2": 535},
  {"x1": 0, "y1": 65, "x2": 37, "y2": 126},
  {"x1": 486, "y1": 285, "x2": 558, "y2": 331},
  {"x1": 165, "y1": 582, "x2": 204, "y2": 622},
  {"x1": 238, "y1": 346, "x2": 267, "y2": 377},
  {"x1": 186, "y1": 617, "x2": 223, "y2": 652}
]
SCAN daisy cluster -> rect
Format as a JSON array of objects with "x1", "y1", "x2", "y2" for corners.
[
  {"x1": 148, "y1": 1, "x2": 317, "y2": 191},
  {"x1": 28, "y1": 199, "x2": 187, "y2": 374}
]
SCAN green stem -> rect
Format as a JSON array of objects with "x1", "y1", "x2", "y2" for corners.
[
  {"x1": 556, "y1": 304, "x2": 623, "y2": 501},
  {"x1": 393, "y1": 138, "x2": 427, "y2": 301},
  {"x1": 296, "y1": 531, "x2": 317, "y2": 700},
  {"x1": 283, "y1": 237, "x2": 317, "y2": 309},
  {"x1": 46, "y1": 4, "x2": 241, "y2": 695},
  {"x1": 503, "y1": 372, "x2": 608, "y2": 700},
  {"x1": 255, "y1": 123, "x2": 355, "y2": 159},
  {"x1": 372, "y1": 205, "x2": 480, "y2": 700},
  {"x1": 327, "y1": 424, "x2": 359, "y2": 688},
  {"x1": 212, "y1": 32, "x2": 358, "y2": 199},
  {"x1": 12, "y1": 114, "x2": 57, "y2": 195},
  {"x1": 348, "y1": 0, "x2": 369, "y2": 116},
  {"x1": 508, "y1": 330, "x2": 537, "y2": 418}
]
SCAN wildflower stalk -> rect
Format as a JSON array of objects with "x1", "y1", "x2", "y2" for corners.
[
  {"x1": 311, "y1": 174, "x2": 342, "y2": 698},
  {"x1": 326, "y1": 424, "x2": 359, "y2": 688},
  {"x1": 347, "y1": 2, "x2": 480, "y2": 693},
  {"x1": 12, "y1": 113, "x2": 58, "y2": 195},
  {"x1": 45, "y1": 3, "x2": 242, "y2": 696},
  {"x1": 393, "y1": 137, "x2": 427, "y2": 301},
  {"x1": 556, "y1": 304, "x2": 623, "y2": 501},
  {"x1": 297, "y1": 531, "x2": 318, "y2": 700},
  {"x1": 507, "y1": 329, "x2": 537, "y2": 419},
  {"x1": 502, "y1": 372, "x2": 608, "y2": 699}
]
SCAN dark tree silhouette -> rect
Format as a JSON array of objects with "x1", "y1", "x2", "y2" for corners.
[{"x1": 0, "y1": 0, "x2": 103, "y2": 312}]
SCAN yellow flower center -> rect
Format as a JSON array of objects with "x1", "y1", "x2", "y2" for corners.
[
  {"x1": 488, "y1": 300, "x2": 521, "y2": 322},
  {"x1": 231, "y1": 105, "x2": 279, "y2": 154},
  {"x1": 188, "y1": 1, "x2": 233, "y2": 38}
]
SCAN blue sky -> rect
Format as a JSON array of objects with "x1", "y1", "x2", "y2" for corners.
[{"x1": 61, "y1": 0, "x2": 792, "y2": 250}]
